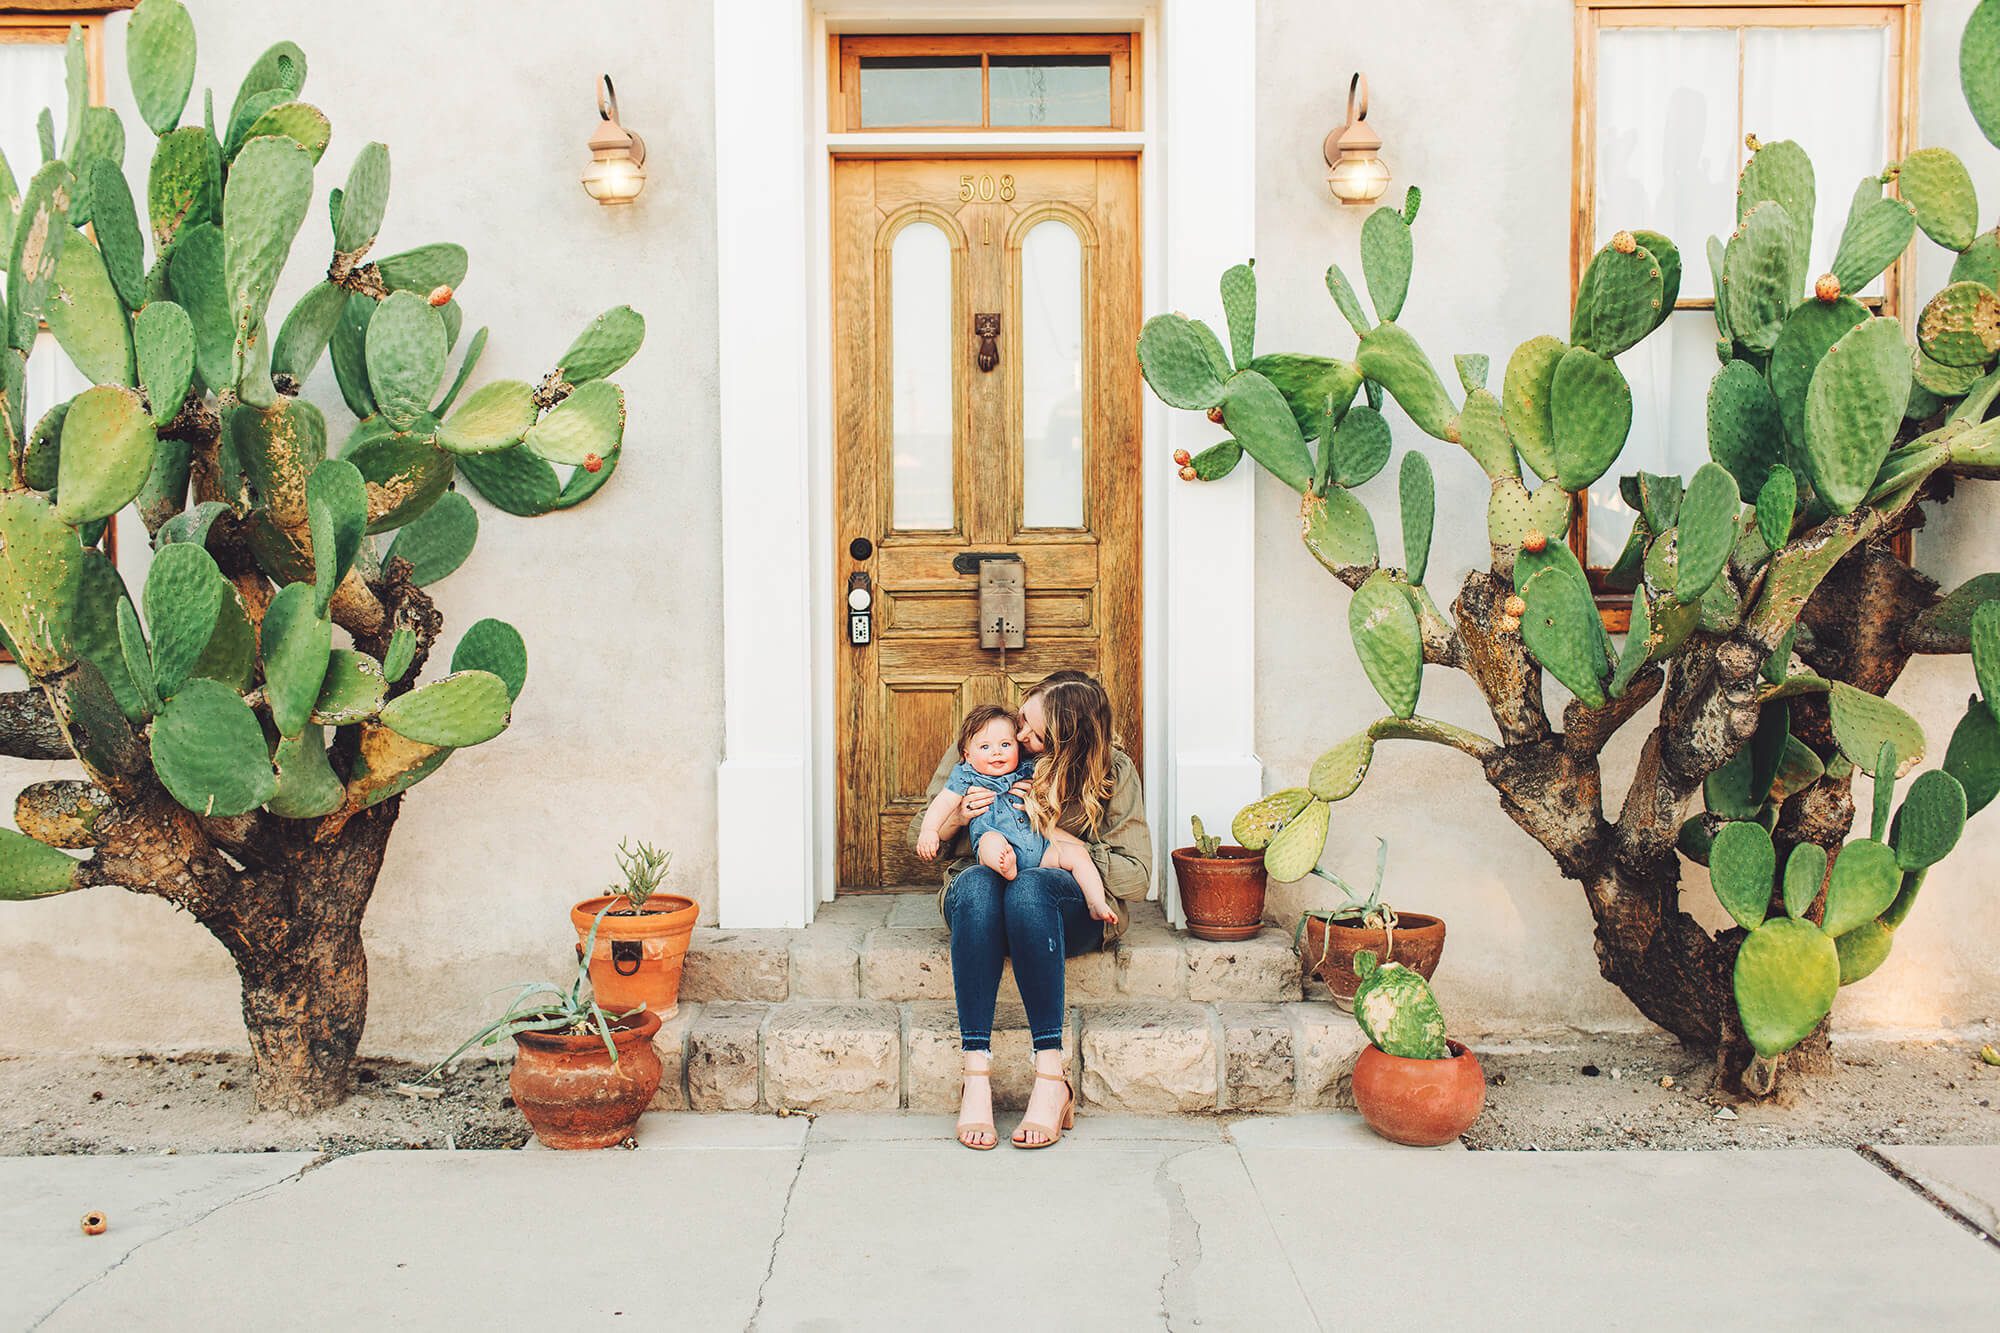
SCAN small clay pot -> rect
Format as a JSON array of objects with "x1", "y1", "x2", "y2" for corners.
[
  {"x1": 1170, "y1": 846, "x2": 1268, "y2": 941},
  {"x1": 572, "y1": 893, "x2": 699, "y2": 1019},
  {"x1": 1351, "y1": 1039, "x2": 1486, "y2": 1147},
  {"x1": 1299, "y1": 912, "x2": 1446, "y2": 1002},
  {"x1": 510, "y1": 1008, "x2": 664, "y2": 1150}
]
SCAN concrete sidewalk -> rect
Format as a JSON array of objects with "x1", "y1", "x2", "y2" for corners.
[{"x1": 5, "y1": 1112, "x2": 1997, "y2": 1332}]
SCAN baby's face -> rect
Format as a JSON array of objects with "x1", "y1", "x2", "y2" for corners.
[{"x1": 965, "y1": 717, "x2": 1021, "y2": 776}]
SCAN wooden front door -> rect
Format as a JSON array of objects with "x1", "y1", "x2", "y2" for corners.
[{"x1": 833, "y1": 156, "x2": 1141, "y2": 888}]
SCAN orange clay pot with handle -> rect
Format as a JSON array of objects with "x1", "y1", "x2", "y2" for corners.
[
  {"x1": 510, "y1": 1008, "x2": 664, "y2": 1149},
  {"x1": 571, "y1": 893, "x2": 698, "y2": 1018}
]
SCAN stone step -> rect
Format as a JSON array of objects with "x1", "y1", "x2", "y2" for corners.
[
  {"x1": 646, "y1": 996, "x2": 1366, "y2": 1116},
  {"x1": 679, "y1": 896, "x2": 1304, "y2": 1008}
]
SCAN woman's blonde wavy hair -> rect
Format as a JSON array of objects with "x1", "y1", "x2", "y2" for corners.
[{"x1": 1023, "y1": 675, "x2": 1118, "y2": 839}]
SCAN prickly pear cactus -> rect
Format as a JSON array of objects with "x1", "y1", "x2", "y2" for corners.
[
  {"x1": 1142, "y1": 1, "x2": 2000, "y2": 1093},
  {"x1": 1352, "y1": 949, "x2": 1448, "y2": 1060},
  {"x1": 0, "y1": 1, "x2": 644, "y2": 1115}
]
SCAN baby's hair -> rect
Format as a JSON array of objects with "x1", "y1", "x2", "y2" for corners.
[{"x1": 955, "y1": 703, "x2": 1020, "y2": 758}]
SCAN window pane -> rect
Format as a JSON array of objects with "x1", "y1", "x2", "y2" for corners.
[
  {"x1": 858, "y1": 56, "x2": 982, "y2": 127},
  {"x1": 1589, "y1": 311, "x2": 1719, "y2": 568},
  {"x1": 890, "y1": 222, "x2": 954, "y2": 531},
  {"x1": 0, "y1": 39, "x2": 66, "y2": 197},
  {"x1": 989, "y1": 55, "x2": 1112, "y2": 127},
  {"x1": 1595, "y1": 28, "x2": 1738, "y2": 299},
  {"x1": 1021, "y1": 220, "x2": 1085, "y2": 529},
  {"x1": 1744, "y1": 26, "x2": 1891, "y2": 297}
]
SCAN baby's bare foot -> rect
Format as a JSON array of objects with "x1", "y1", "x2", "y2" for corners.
[{"x1": 977, "y1": 831, "x2": 1018, "y2": 881}]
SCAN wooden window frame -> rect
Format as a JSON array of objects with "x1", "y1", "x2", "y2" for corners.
[
  {"x1": 831, "y1": 33, "x2": 1138, "y2": 133},
  {"x1": 1572, "y1": 0, "x2": 1921, "y2": 629}
]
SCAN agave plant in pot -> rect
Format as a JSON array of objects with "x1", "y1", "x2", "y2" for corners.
[
  {"x1": 571, "y1": 840, "x2": 698, "y2": 1019},
  {"x1": 1169, "y1": 816, "x2": 1268, "y2": 940},
  {"x1": 1348, "y1": 948, "x2": 1485, "y2": 1147},
  {"x1": 1293, "y1": 840, "x2": 1445, "y2": 1005},
  {"x1": 430, "y1": 905, "x2": 662, "y2": 1149}
]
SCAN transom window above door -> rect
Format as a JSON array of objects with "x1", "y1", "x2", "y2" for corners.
[{"x1": 832, "y1": 34, "x2": 1138, "y2": 132}]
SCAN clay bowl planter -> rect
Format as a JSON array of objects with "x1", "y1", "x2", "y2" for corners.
[
  {"x1": 571, "y1": 893, "x2": 699, "y2": 1019},
  {"x1": 510, "y1": 1009, "x2": 664, "y2": 1149},
  {"x1": 1170, "y1": 846, "x2": 1268, "y2": 941},
  {"x1": 1299, "y1": 912, "x2": 1445, "y2": 1003},
  {"x1": 1351, "y1": 1039, "x2": 1486, "y2": 1147}
]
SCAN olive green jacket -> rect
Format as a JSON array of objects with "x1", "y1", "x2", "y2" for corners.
[{"x1": 906, "y1": 744, "x2": 1153, "y2": 946}]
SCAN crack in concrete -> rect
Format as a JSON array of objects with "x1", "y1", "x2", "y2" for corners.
[
  {"x1": 743, "y1": 1141, "x2": 811, "y2": 1331},
  {"x1": 1232, "y1": 1137, "x2": 1325, "y2": 1331},
  {"x1": 30, "y1": 1155, "x2": 327, "y2": 1330},
  {"x1": 1154, "y1": 1145, "x2": 1204, "y2": 1330},
  {"x1": 1856, "y1": 1145, "x2": 2000, "y2": 1252}
]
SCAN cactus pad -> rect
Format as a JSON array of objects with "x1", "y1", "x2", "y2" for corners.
[
  {"x1": 385, "y1": 491, "x2": 477, "y2": 586},
  {"x1": 1219, "y1": 262, "x2": 1256, "y2": 366},
  {"x1": 437, "y1": 380, "x2": 537, "y2": 455},
  {"x1": 1399, "y1": 450, "x2": 1435, "y2": 585},
  {"x1": 259, "y1": 581, "x2": 331, "y2": 738},
  {"x1": 1349, "y1": 571, "x2": 1423, "y2": 719},
  {"x1": 265, "y1": 726, "x2": 344, "y2": 819},
  {"x1": 1944, "y1": 695, "x2": 2000, "y2": 816},
  {"x1": 379, "y1": 669, "x2": 512, "y2": 748},
  {"x1": 1782, "y1": 841, "x2": 1828, "y2": 921},
  {"x1": 1549, "y1": 345, "x2": 1632, "y2": 492},
  {"x1": 306, "y1": 458, "x2": 368, "y2": 612},
  {"x1": 0, "y1": 491, "x2": 85, "y2": 676},
  {"x1": 45, "y1": 239, "x2": 134, "y2": 387},
  {"x1": 1359, "y1": 206, "x2": 1412, "y2": 322},
  {"x1": 1918, "y1": 281, "x2": 2000, "y2": 367},
  {"x1": 1572, "y1": 235, "x2": 1664, "y2": 357},
  {"x1": 1501, "y1": 335, "x2": 1566, "y2": 483},
  {"x1": 1725, "y1": 202, "x2": 1805, "y2": 353},
  {"x1": 1325, "y1": 404, "x2": 1391, "y2": 487},
  {"x1": 522, "y1": 379, "x2": 625, "y2": 468},
  {"x1": 1299, "y1": 486, "x2": 1378, "y2": 572},
  {"x1": 1801, "y1": 317, "x2": 1913, "y2": 513},
  {"x1": 1755, "y1": 465, "x2": 1797, "y2": 551},
  {"x1": 1137, "y1": 314, "x2": 1228, "y2": 410},
  {"x1": 135, "y1": 300, "x2": 195, "y2": 426},
  {"x1": 1830, "y1": 181, "x2": 1917, "y2": 294},
  {"x1": 1486, "y1": 477, "x2": 1571, "y2": 555},
  {"x1": 54, "y1": 386, "x2": 157, "y2": 525},
  {"x1": 1352, "y1": 952, "x2": 1448, "y2": 1060},
  {"x1": 7, "y1": 162, "x2": 74, "y2": 353},
  {"x1": 1827, "y1": 681, "x2": 1924, "y2": 776},
  {"x1": 0, "y1": 828, "x2": 84, "y2": 900},
  {"x1": 1324, "y1": 264, "x2": 1370, "y2": 337},
  {"x1": 1709, "y1": 820, "x2": 1775, "y2": 931},
  {"x1": 1357, "y1": 322, "x2": 1458, "y2": 442},
  {"x1": 1899, "y1": 147, "x2": 1979, "y2": 251},
  {"x1": 1261, "y1": 796, "x2": 1330, "y2": 883},
  {"x1": 150, "y1": 677, "x2": 277, "y2": 817},
  {"x1": 1217, "y1": 370, "x2": 1315, "y2": 492},
  {"x1": 450, "y1": 617, "x2": 528, "y2": 702},
  {"x1": 1733, "y1": 916, "x2": 1840, "y2": 1058},
  {"x1": 311, "y1": 649, "x2": 386, "y2": 726},
  {"x1": 365, "y1": 291, "x2": 449, "y2": 429},
  {"x1": 1821, "y1": 837, "x2": 1900, "y2": 937},
  {"x1": 141, "y1": 542, "x2": 224, "y2": 698},
  {"x1": 1307, "y1": 730, "x2": 1375, "y2": 802},
  {"x1": 1672, "y1": 463, "x2": 1740, "y2": 603},
  {"x1": 1705, "y1": 360, "x2": 1782, "y2": 498},
  {"x1": 1231, "y1": 787, "x2": 1313, "y2": 851},
  {"x1": 1892, "y1": 769, "x2": 1967, "y2": 870}
]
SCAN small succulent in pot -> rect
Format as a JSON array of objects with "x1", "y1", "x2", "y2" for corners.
[
  {"x1": 1190, "y1": 815, "x2": 1223, "y2": 858},
  {"x1": 427, "y1": 904, "x2": 643, "y2": 1073},
  {"x1": 1170, "y1": 815, "x2": 1268, "y2": 942},
  {"x1": 1348, "y1": 947, "x2": 1486, "y2": 1146},
  {"x1": 608, "y1": 839, "x2": 674, "y2": 914},
  {"x1": 1294, "y1": 840, "x2": 1447, "y2": 1003}
]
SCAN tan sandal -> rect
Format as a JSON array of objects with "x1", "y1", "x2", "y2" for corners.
[
  {"x1": 957, "y1": 1062, "x2": 998, "y2": 1151},
  {"x1": 1011, "y1": 1068, "x2": 1075, "y2": 1148}
]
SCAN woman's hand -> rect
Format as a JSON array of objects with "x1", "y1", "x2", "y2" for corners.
[
  {"x1": 1009, "y1": 780, "x2": 1032, "y2": 799},
  {"x1": 957, "y1": 787, "x2": 996, "y2": 822}
]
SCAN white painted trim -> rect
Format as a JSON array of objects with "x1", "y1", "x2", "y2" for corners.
[
  {"x1": 828, "y1": 132, "x2": 1147, "y2": 155},
  {"x1": 713, "y1": 0, "x2": 817, "y2": 927},
  {"x1": 718, "y1": 0, "x2": 1259, "y2": 927}
]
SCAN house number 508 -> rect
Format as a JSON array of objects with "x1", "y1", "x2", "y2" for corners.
[{"x1": 959, "y1": 173, "x2": 1016, "y2": 202}]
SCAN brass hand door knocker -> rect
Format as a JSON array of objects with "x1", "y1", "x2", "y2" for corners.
[{"x1": 974, "y1": 313, "x2": 1001, "y2": 372}]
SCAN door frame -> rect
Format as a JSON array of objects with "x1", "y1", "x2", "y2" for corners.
[{"x1": 714, "y1": 0, "x2": 1261, "y2": 927}]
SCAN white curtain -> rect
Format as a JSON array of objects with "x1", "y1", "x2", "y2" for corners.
[{"x1": 0, "y1": 39, "x2": 64, "y2": 197}]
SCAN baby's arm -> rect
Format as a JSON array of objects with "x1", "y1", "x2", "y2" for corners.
[
  {"x1": 1041, "y1": 832, "x2": 1116, "y2": 922},
  {"x1": 915, "y1": 785, "x2": 962, "y2": 860}
]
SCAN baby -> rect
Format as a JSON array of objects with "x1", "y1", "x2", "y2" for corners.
[{"x1": 915, "y1": 704, "x2": 1114, "y2": 918}]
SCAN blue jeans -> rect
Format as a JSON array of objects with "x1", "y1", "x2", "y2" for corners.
[{"x1": 943, "y1": 865, "x2": 1103, "y2": 1053}]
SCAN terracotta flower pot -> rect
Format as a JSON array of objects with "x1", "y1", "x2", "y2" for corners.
[
  {"x1": 1299, "y1": 912, "x2": 1446, "y2": 1002},
  {"x1": 571, "y1": 893, "x2": 699, "y2": 1019},
  {"x1": 510, "y1": 1008, "x2": 664, "y2": 1149},
  {"x1": 1351, "y1": 1039, "x2": 1486, "y2": 1146},
  {"x1": 1170, "y1": 846, "x2": 1268, "y2": 941}
]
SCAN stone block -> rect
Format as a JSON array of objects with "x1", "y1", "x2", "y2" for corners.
[
  {"x1": 995, "y1": 946, "x2": 1117, "y2": 1004},
  {"x1": 680, "y1": 929, "x2": 791, "y2": 1003},
  {"x1": 1078, "y1": 1002, "x2": 1218, "y2": 1113},
  {"x1": 762, "y1": 1001, "x2": 901, "y2": 1112},
  {"x1": 1185, "y1": 930, "x2": 1302, "y2": 1003},
  {"x1": 645, "y1": 1003, "x2": 698, "y2": 1112},
  {"x1": 885, "y1": 894, "x2": 945, "y2": 928},
  {"x1": 905, "y1": 1002, "x2": 1079, "y2": 1112},
  {"x1": 1290, "y1": 1001, "x2": 1368, "y2": 1108},
  {"x1": 1114, "y1": 923, "x2": 1184, "y2": 997},
  {"x1": 859, "y1": 927, "x2": 955, "y2": 1001},
  {"x1": 790, "y1": 925, "x2": 864, "y2": 999},
  {"x1": 812, "y1": 896, "x2": 894, "y2": 927},
  {"x1": 685, "y1": 1002, "x2": 766, "y2": 1111},
  {"x1": 1220, "y1": 1003, "x2": 1295, "y2": 1111}
]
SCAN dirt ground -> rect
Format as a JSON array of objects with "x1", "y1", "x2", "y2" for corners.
[{"x1": 3, "y1": 1033, "x2": 1997, "y2": 1155}]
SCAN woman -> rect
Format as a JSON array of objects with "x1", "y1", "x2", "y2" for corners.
[{"x1": 906, "y1": 671, "x2": 1151, "y2": 1149}]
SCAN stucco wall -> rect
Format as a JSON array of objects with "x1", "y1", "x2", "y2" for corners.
[
  {"x1": 1253, "y1": 0, "x2": 2000, "y2": 1036},
  {"x1": 0, "y1": 0, "x2": 722, "y2": 1056}
]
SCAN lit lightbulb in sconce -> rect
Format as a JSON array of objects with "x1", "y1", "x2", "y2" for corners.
[
  {"x1": 1324, "y1": 73, "x2": 1389, "y2": 205},
  {"x1": 581, "y1": 74, "x2": 648, "y2": 204}
]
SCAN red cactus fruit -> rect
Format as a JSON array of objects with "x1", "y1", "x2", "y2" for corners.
[
  {"x1": 1814, "y1": 273, "x2": 1841, "y2": 303},
  {"x1": 1504, "y1": 595, "x2": 1527, "y2": 618},
  {"x1": 1523, "y1": 530, "x2": 1548, "y2": 554},
  {"x1": 583, "y1": 453, "x2": 604, "y2": 474},
  {"x1": 1207, "y1": 406, "x2": 1225, "y2": 425},
  {"x1": 1179, "y1": 465, "x2": 1198, "y2": 482},
  {"x1": 1612, "y1": 230, "x2": 1638, "y2": 255},
  {"x1": 1173, "y1": 449, "x2": 1193, "y2": 467},
  {"x1": 427, "y1": 285, "x2": 453, "y2": 307}
]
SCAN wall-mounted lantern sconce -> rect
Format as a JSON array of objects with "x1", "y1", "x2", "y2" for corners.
[
  {"x1": 581, "y1": 75, "x2": 648, "y2": 204},
  {"x1": 1324, "y1": 73, "x2": 1389, "y2": 206}
]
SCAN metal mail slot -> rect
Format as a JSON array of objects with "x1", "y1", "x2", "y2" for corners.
[{"x1": 977, "y1": 557, "x2": 1025, "y2": 650}]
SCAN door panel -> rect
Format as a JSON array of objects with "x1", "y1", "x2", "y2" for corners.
[{"x1": 834, "y1": 156, "x2": 1141, "y2": 888}]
